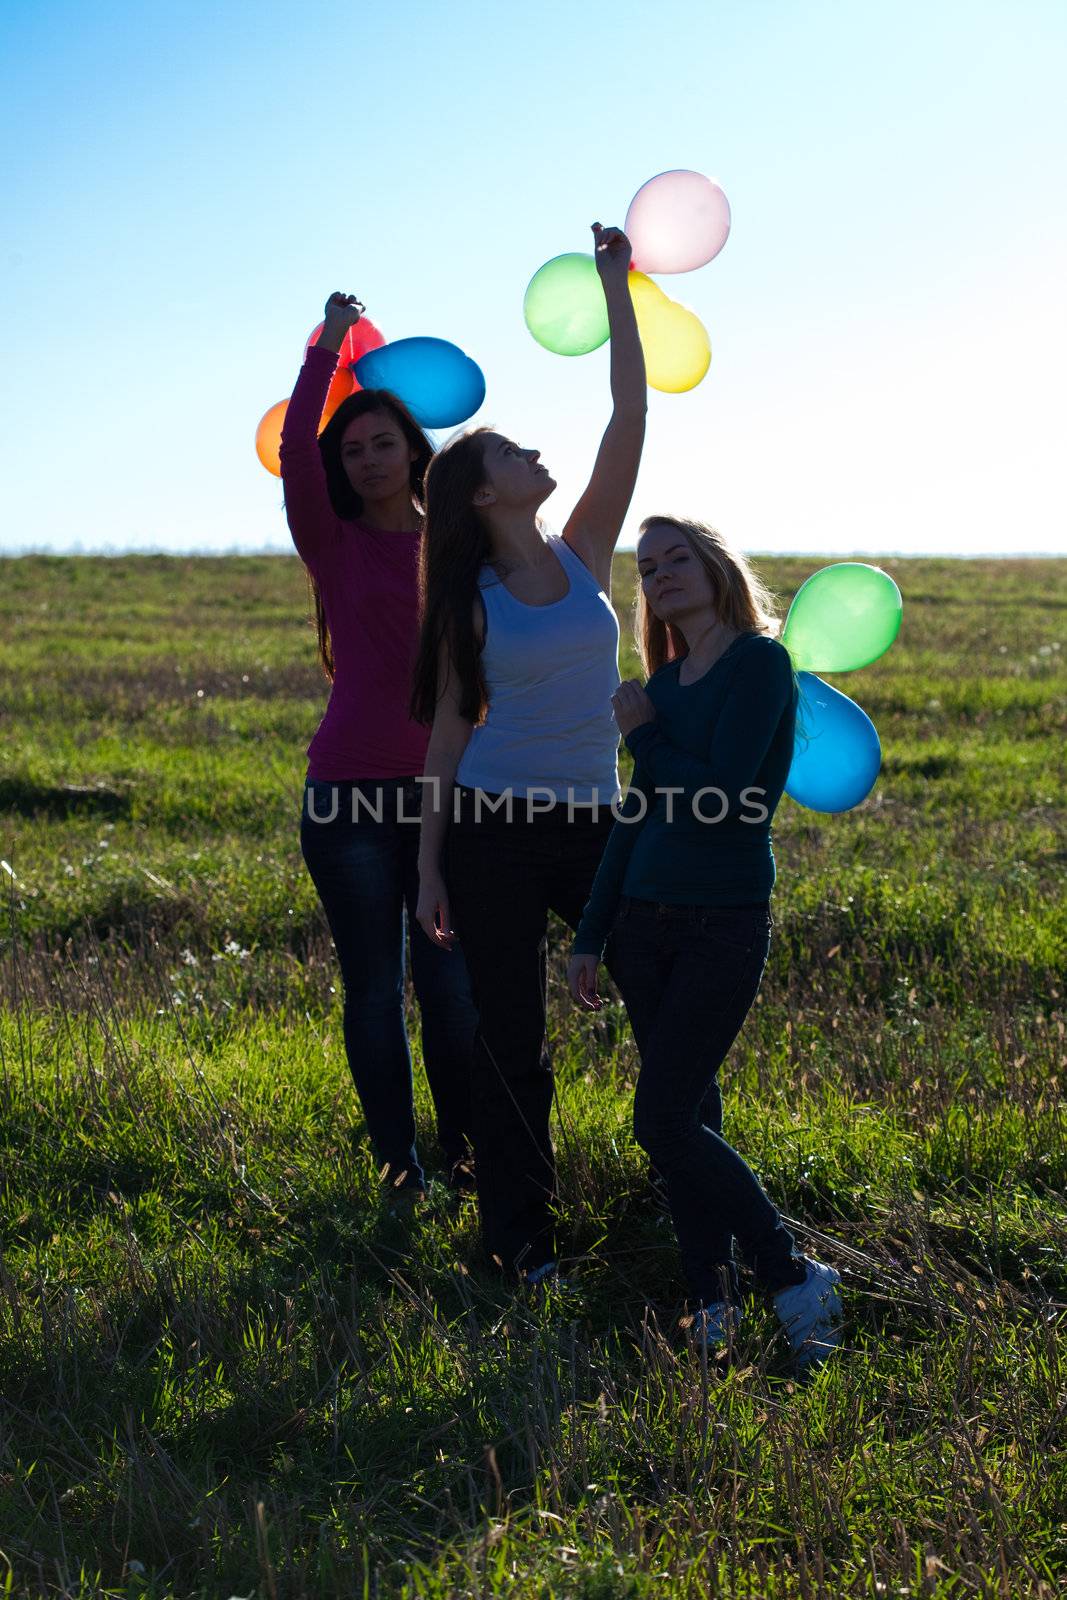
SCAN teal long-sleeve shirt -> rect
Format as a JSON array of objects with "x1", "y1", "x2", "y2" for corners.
[{"x1": 571, "y1": 632, "x2": 797, "y2": 958}]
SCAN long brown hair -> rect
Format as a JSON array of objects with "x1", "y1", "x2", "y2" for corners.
[
  {"x1": 634, "y1": 515, "x2": 782, "y2": 677},
  {"x1": 302, "y1": 388, "x2": 434, "y2": 682},
  {"x1": 408, "y1": 428, "x2": 497, "y2": 727}
]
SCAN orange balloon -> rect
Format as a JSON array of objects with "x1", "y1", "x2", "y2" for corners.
[
  {"x1": 255, "y1": 370, "x2": 358, "y2": 477},
  {"x1": 321, "y1": 364, "x2": 354, "y2": 426},
  {"x1": 255, "y1": 399, "x2": 288, "y2": 477}
]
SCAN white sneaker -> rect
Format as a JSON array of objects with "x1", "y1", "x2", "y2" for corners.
[
  {"x1": 694, "y1": 1299, "x2": 743, "y2": 1352},
  {"x1": 772, "y1": 1257, "x2": 843, "y2": 1376}
]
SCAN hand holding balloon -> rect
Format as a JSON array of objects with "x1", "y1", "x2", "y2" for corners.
[
  {"x1": 526, "y1": 179, "x2": 723, "y2": 393},
  {"x1": 591, "y1": 223, "x2": 632, "y2": 285},
  {"x1": 319, "y1": 291, "x2": 366, "y2": 353}
]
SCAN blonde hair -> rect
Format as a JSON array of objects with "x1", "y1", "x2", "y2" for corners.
[{"x1": 634, "y1": 515, "x2": 782, "y2": 677}]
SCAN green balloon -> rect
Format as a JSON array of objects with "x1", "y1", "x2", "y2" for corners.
[
  {"x1": 523, "y1": 253, "x2": 609, "y2": 356},
  {"x1": 781, "y1": 563, "x2": 903, "y2": 672}
]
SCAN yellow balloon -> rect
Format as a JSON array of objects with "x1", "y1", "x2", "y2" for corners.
[
  {"x1": 627, "y1": 270, "x2": 672, "y2": 317},
  {"x1": 627, "y1": 270, "x2": 711, "y2": 393}
]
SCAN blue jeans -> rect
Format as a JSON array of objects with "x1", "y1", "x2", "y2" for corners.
[
  {"x1": 300, "y1": 777, "x2": 478, "y2": 1188},
  {"x1": 609, "y1": 896, "x2": 805, "y2": 1307}
]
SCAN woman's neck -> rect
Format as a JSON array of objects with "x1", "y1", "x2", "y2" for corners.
[
  {"x1": 677, "y1": 616, "x2": 741, "y2": 672},
  {"x1": 485, "y1": 510, "x2": 547, "y2": 573},
  {"x1": 360, "y1": 488, "x2": 422, "y2": 533}
]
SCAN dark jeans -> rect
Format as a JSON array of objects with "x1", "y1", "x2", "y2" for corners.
[
  {"x1": 609, "y1": 896, "x2": 805, "y2": 1307},
  {"x1": 444, "y1": 785, "x2": 634, "y2": 1274},
  {"x1": 300, "y1": 777, "x2": 478, "y2": 1188}
]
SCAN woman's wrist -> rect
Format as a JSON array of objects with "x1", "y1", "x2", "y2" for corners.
[
  {"x1": 601, "y1": 272, "x2": 634, "y2": 303},
  {"x1": 315, "y1": 322, "x2": 347, "y2": 355}
]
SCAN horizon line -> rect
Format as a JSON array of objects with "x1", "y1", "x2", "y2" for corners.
[{"x1": 2, "y1": 545, "x2": 1065, "y2": 562}]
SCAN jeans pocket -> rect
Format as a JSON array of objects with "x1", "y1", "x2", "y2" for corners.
[{"x1": 695, "y1": 906, "x2": 767, "y2": 955}]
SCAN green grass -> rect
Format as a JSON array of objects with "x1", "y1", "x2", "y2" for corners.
[{"x1": 0, "y1": 552, "x2": 1065, "y2": 1598}]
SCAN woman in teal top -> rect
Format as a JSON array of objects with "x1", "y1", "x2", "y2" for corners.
[{"x1": 568, "y1": 516, "x2": 846, "y2": 1378}]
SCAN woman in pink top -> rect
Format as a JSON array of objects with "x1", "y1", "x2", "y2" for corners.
[{"x1": 280, "y1": 293, "x2": 478, "y2": 1201}]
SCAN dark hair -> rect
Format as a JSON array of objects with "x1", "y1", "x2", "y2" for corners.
[
  {"x1": 305, "y1": 388, "x2": 434, "y2": 681},
  {"x1": 409, "y1": 428, "x2": 495, "y2": 728},
  {"x1": 316, "y1": 387, "x2": 433, "y2": 520}
]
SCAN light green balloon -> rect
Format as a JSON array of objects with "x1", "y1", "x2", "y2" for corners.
[
  {"x1": 782, "y1": 563, "x2": 903, "y2": 673},
  {"x1": 523, "y1": 253, "x2": 609, "y2": 356}
]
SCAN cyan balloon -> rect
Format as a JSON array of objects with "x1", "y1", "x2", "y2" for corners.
[
  {"x1": 353, "y1": 337, "x2": 486, "y2": 428},
  {"x1": 782, "y1": 563, "x2": 902, "y2": 673},
  {"x1": 785, "y1": 672, "x2": 881, "y2": 812}
]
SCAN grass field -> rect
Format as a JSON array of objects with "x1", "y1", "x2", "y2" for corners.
[{"x1": 1, "y1": 552, "x2": 1065, "y2": 1599}]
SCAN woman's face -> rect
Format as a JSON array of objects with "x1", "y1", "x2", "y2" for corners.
[
  {"x1": 339, "y1": 411, "x2": 417, "y2": 501},
  {"x1": 475, "y1": 432, "x2": 556, "y2": 512},
  {"x1": 636, "y1": 523, "x2": 715, "y2": 622}
]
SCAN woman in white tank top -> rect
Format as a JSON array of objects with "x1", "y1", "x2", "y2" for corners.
[{"x1": 409, "y1": 224, "x2": 646, "y2": 1282}]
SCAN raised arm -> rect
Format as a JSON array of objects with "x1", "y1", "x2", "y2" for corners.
[
  {"x1": 622, "y1": 639, "x2": 796, "y2": 817},
  {"x1": 562, "y1": 225, "x2": 647, "y2": 579},
  {"x1": 278, "y1": 292, "x2": 362, "y2": 569}
]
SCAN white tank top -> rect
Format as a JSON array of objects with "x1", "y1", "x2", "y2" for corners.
[{"x1": 455, "y1": 533, "x2": 622, "y2": 802}]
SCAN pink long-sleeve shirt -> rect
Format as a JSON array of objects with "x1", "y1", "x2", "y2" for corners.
[{"x1": 279, "y1": 343, "x2": 431, "y2": 780}]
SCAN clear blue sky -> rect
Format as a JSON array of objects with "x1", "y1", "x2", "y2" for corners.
[{"x1": 2, "y1": 0, "x2": 1065, "y2": 556}]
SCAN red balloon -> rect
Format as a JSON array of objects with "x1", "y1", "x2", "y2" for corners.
[
  {"x1": 341, "y1": 316, "x2": 386, "y2": 369},
  {"x1": 303, "y1": 315, "x2": 386, "y2": 390}
]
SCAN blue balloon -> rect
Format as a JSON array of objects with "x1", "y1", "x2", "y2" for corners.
[
  {"x1": 353, "y1": 337, "x2": 486, "y2": 429},
  {"x1": 785, "y1": 672, "x2": 881, "y2": 813}
]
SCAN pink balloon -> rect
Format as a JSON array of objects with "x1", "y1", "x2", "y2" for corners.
[{"x1": 625, "y1": 170, "x2": 731, "y2": 274}]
